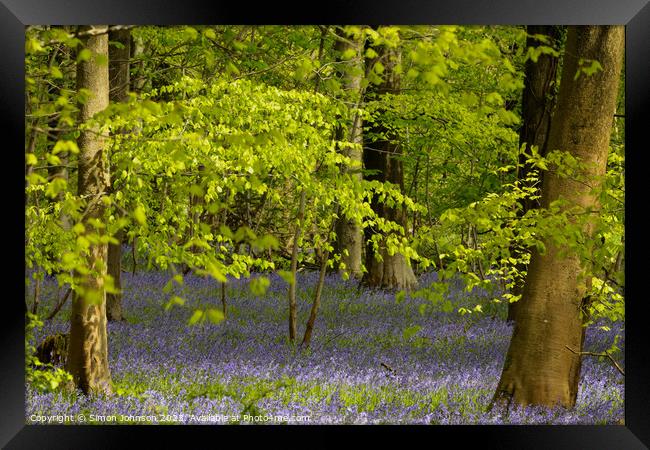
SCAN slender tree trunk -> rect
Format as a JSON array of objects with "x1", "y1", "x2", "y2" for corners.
[
  {"x1": 131, "y1": 237, "x2": 137, "y2": 275},
  {"x1": 106, "y1": 27, "x2": 131, "y2": 322},
  {"x1": 301, "y1": 247, "x2": 329, "y2": 348},
  {"x1": 287, "y1": 28, "x2": 327, "y2": 343},
  {"x1": 333, "y1": 27, "x2": 364, "y2": 278},
  {"x1": 362, "y1": 36, "x2": 417, "y2": 291},
  {"x1": 221, "y1": 281, "x2": 227, "y2": 319},
  {"x1": 614, "y1": 237, "x2": 624, "y2": 273},
  {"x1": 66, "y1": 26, "x2": 113, "y2": 395},
  {"x1": 508, "y1": 26, "x2": 562, "y2": 323},
  {"x1": 130, "y1": 33, "x2": 146, "y2": 93},
  {"x1": 302, "y1": 205, "x2": 339, "y2": 347},
  {"x1": 493, "y1": 25, "x2": 624, "y2": 409},
  {"x1": 46, "y1": 287, "x2": 72, "y2": 321},
  {"x1": 288, "y1": 190, "x2": 306, "y2": 343},
  {"x1": 31, "y1": 274, "x2": 41, "y2": 315}
]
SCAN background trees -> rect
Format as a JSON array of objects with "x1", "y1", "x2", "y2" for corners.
[
  {"x1": 506, "y1": 25, "x2": 562, "y2": 323},
  {"x1": 106, "y1": 26, "x2": 131, "y2": 322},
  {"x1": 362, "y1": 30, "x2": 418, "y2": 290}
]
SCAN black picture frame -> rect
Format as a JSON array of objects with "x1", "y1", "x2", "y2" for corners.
[{"x1": 3, "y1": 1, "x2": 649, "y2": 447}]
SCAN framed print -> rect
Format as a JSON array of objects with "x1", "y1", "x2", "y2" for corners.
[{"x1": 3, "y1": 0, "x2": 649, "y2": 447}]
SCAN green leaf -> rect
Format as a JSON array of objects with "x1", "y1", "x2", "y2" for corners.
[
  {"x1": 50, "y1": 66, "x2": 63, "y2": 79},
  {"x1": 232, "y1": 40, "x2": 247, "y2": 51},
  {"x1": 72, "y1": 223, "x2": 85, "y2": 235},
  {"x1": 77, "y1": 48, "x2": 92, "y2": 63},
  {"x1": 206, "y1": 308, "x2": 225, "y2": 324},
  {"x1": 162, "y1": 279, "x2": 174, "y2": 294},
  {"x1": 365, "y1": 47, "x2": 378, "y2": 59},
  {"x1": 189, "y1": 184, "x2": 204, "y2": 197},
  {"x1": 133, "y1": 205, "x2": 146, "y2": 225},
  {"x1": 25, "y1": 37, "x2": 44, "y2": 54},
  {"x1": 188, "y1": 309, "x2": 204, "y2": 325},
  {"x1": 403, "y1": 325, "x2": 422, "y2": 340},
  {"x1": 95, "y1": 54, "x2": 108, "y2": 66},
  {"x1": 278, "y1": 270, "x2": 294, "y2": 285},
  {"x1": 164, "y1": 296, "x2": 185, "y2": 311},
  {"x1": 341, "y1": 48, "x2": 356, "y2": 60},
  {"x1": 253, "y1": 234, "x2": 279, "y2": 251},
  {"x1": 206, "y1": 261, "x2": 227, "y2": 283},
  {"x1": 183, "y1": 27, "x2": 199, "y2": 41},
  {"x1": 226, "y1": 62, "x2": 240, "y2": 75},
  {"x1": 250, "y1": 276, "x2": 270, "y2": 297}
]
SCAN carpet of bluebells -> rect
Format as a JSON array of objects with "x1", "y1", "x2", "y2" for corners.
[{"x1": 26, "y1": 270, "x2": 625, "y2": 425}]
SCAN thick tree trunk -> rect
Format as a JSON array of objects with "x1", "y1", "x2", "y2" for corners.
[
  {"x1": 508, "y1": 26, "x2": 562, "y2": 323},
  {"x1": 106, "y1": 27, "x2": 131, "y2": 322},
  {"x1": 494, "y1": 25, "x2": 624, "y2": 409},
  {"x1": 66, "y1": 26, "x2": 113, "y2": 395},
  {"x1": 362, "y1": 38, "x2": 417, "y2": 291},
  {"x1": 333, "y1": 28, "x2": 364, "y2": 278}
]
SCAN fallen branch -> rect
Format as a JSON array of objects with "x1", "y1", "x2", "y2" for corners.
[{"x1": 565, "y1": 345, "x2": 625, "y2": 377}]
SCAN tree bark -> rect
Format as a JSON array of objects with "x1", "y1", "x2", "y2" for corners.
[
  {"x1": 362, "y1": 34, "x2": 417, "y2": 291},
  {"x1": 333, "y1": 27, "x2": 364, "y2": 279},
  {"x1": 31, "y1": 275, "x2": 41, "y2": 315},
  {"x1": 493, "y1": 25, "x2": 624, "y2": 409},
  {"x1": 301, "y1": 247, "x2": 329, "y2": 348},
  {"x1": 288, "y1": 190, "x2": 306, "y2": 343},
  {"x1": 508, "y1": 26, "x2": 562, "y2": 323},
  {"x1": 106, "y1": 27, "x2": 131, "y2": 322},
  {"x1": 221, "y1": 281, "x2": 227, "y2": 319},
  {"x1": 66, "y1": 26, "x2": 113, "y2": 395}
]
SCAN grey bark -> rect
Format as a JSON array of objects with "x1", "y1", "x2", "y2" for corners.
[
  {"x1": 493, "y1": 25, "x2": 624, "y2": 409},
  {"x1": 66, "y1": 26, "x2": 113, "y2": 395},
  {"x1": 362, "y1": 32, "x2": 417, "y2": 291},
  {"x1": 333, "y1": 27, "x2": 364, "y2": 278}
]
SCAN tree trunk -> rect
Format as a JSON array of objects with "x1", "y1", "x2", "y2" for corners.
[
  {"x1": 333, "y1": 27, "x2": 364, "y2": 279},
  {"x1": 66, "y1": 26, "x2": 113, "y2": 395},
  {"x1": 301, "y1": 248, "x2": 329, "y2": 348},
  {"x1": 130, "y1": 32, "x2": 146, "y2": 93},
  {"x1": 288, "y1": 190, "x2": 306, "y2": 343},
  {"x1": 31, "y1": 274, "x2": 41, "y2": 315},
  {"x1": 221, "y1": 281, "x2": 227, "y2": 319},
  {"x1": 493, "y1": 25, "x2": 624, "y2": 409},
  {"x1": 362, "y1": 36, "x2": 417, "y2": 291},
  {"x1": 106, "y1": 27, "x2": 131, "y2": 322},
  {"x1": 508, "y1": 26, "x2": 562, "y2": 323}
]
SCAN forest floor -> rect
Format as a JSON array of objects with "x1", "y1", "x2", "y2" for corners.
[{"x1": 26, "y1": 271, "x2": 624, "y2": 424}]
